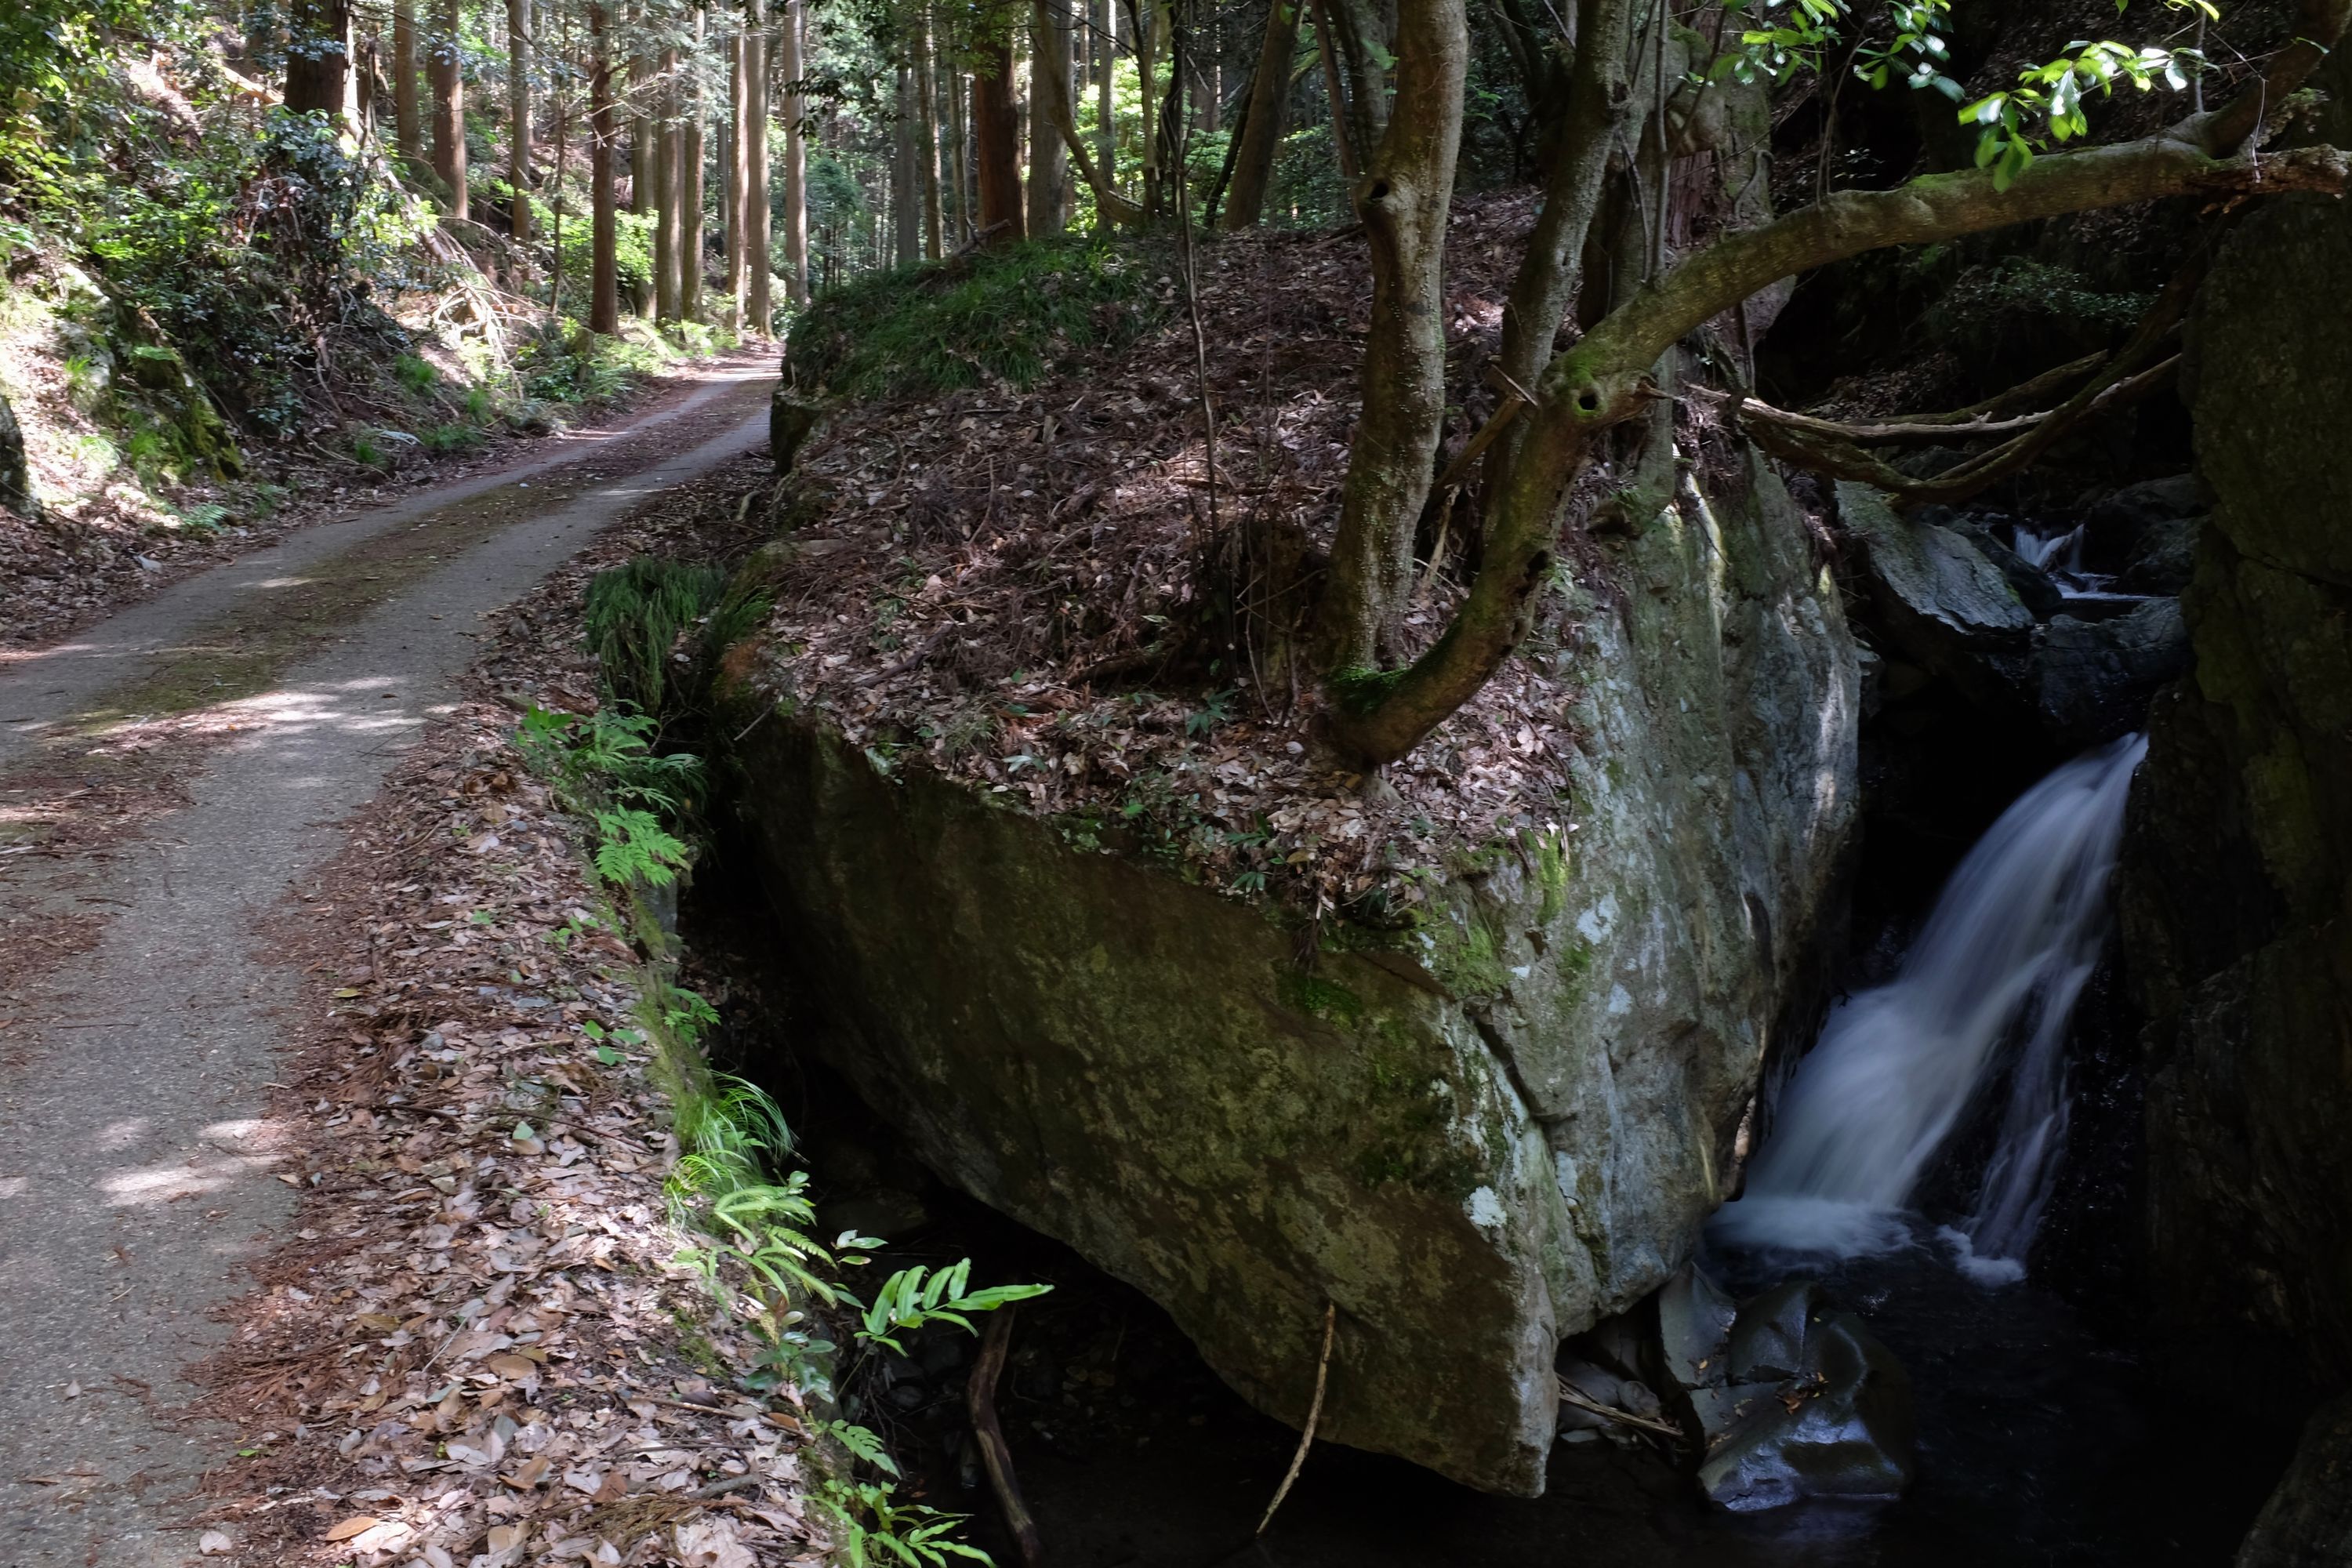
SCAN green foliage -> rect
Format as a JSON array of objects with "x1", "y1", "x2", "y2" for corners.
[
  {"x1": 659, "y1": 1072, "x2": 1039, "y2": 1566},
  {"x1": 786, "y1": 235, "x2": 1161, "y2": 401},
  {"x1": 395, "y1": 354, "x2": 441, "y2": 394},
  {"x1": 1925, "y1": 256, "x2": 2154, "y2": 359},
  {"x1": 1708, "y1": 0, "x2": 2207, "y2": 187},
  {"x1": 515, "y1": 705, "x2": 702, "y2": 887},
  {"x1": 584, "y1": 557, "x2": 728, "y2": 720},
  {"x1": 855, "y1": 1260, "x2": 1052, "y2": 1356}
]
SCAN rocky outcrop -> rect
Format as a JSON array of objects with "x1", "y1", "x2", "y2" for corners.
[
  {"x1": 1839, "y1": 482, "x2": 2190, "y2": 746},
  {"x1": 713, "y1": 448, "x2": 1859, "y2": 1495},
  {"x1": 2237, "y1": 1395, "x2": 2352, "y2": 1567},
  {"x1": 0, "y1": 389, "x2": 34, "y2": 517},
  {"x1": 2122, "y1": 53, "x2": 2352, "y2": 1549}
]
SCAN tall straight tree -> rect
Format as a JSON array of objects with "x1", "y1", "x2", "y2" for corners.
[
  {"x1": 779, "y1": 0, "x2": 807, "y2": 304},
  {"x1": 1026, "y1": 0, "x2": 1070, "y2": 234},
  {"x1": 1221, "y1": 0, "x2": 1298, "y2": 229},
  {"x1": 285, "y1": 0, "x2": 351, "y2": 118},
  {"x1": 590, "y1": 0, "x2": 622, "y2": 332},
  {"x1": 653, "y1": 45, "x2": 683, "y2": 321},
  {"x1": 971, "y1": 31, "x2": 1023, "y2": 244},
  {"x1": 893, "y1": 67, "x2": 921, "y2": 265},
  {"x1": 742, "y1": 0, "x2": 773, "y2": 329},
  {"x1": 394, "y1": 0, "x2": 423, "y2": 160},
  {"x1": 726, "y1": 20, "x2": 750, "y2": 309},
  {"x1": 429, "y1": 0, "x2": 467, "y2": 218},
  {"x1": 947, "y1": 54, "x2": 970, "y2": 241},
  {"x1": 1095, "y1": 0, "x2": 1114, "y2": 198},
  {"x1": 682, "y1": 6, "x2": 707, "y2": 317},
  {"x1": 507, "y1": 0, "x2": 532, "y2": 241},
  {"x1": 915, "y1": 5, "x2": 944, "y2": 258}
]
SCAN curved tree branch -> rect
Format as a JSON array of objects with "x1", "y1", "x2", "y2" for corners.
[{"x1": 1327, "y1": 123, "x2": 2350, "y2": 764}]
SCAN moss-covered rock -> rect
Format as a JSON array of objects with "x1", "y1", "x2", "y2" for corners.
[
  {"x1": 2121, "y1": 49, "x2": 2352, "y2": 1544},
  {"x1": 713, "y1": 448, "x2": 1857, "y2": 1495}
]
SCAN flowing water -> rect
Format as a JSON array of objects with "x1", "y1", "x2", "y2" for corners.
[{"x1": 1711, "y1": 735, "x2": 2148, "y2": 1279}]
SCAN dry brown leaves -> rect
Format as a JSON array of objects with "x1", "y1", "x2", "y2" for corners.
[
  {"x1": 737, "y1": 192, "x2": 1583, "y2": 913},
  {"x1": 183, "y1": 470, "x2": 819, "y2": 1566}
]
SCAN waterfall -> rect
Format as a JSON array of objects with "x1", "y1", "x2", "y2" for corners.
[{"x1": 1710, "y1": 735, "x2": 2148, "y2": 1280}]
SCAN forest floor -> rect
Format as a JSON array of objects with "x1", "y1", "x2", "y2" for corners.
[{"x1": 0, "y1": 350, "x2": 822, "y2": 1568}]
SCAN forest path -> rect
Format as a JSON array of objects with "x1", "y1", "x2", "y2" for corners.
[{"x1": 0, "y1": 359, "x2": 775, "y2": 1566}]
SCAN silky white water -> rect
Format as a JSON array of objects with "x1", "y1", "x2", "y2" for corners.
[{"x1": 1710, "y1": 735, "x2": 2149, "y2": 1279}]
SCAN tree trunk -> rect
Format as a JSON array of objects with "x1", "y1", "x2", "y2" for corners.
[
  {"x1": 654, "y1": 48, "x2": 681, "y2": 322},
  {"x1": 285, "y1": 0, "x2": 351, "y2": 120},
  {"x1": 728, "y1": 27, "x2": 750, "y2": 310},
  {"x1": 507, "y1": 0, "x2": 532, "y2": 241},
  {"x1": 778, "y1": 0, "x2": 805, "y2": 307},
  {"x1": 1133, "y1": 0, "x2": 1159, "y2": 216},
  {"x1": 916, "y1": 5, "x2": 945, "y2": 258},
  {"x1": 973, "y1": 35, "x2": 1025, "y2": 245},
  {"x1": 1028, "y1": 0, "x2": 1070, "y2": 234},
  {"x1": 590, "y1": 0, "x2": 621, "y2": 334},
  {"x1": 1489, "y1": 0, "x2": 1645, "y2": 460},
  {"x1": 430, "y1": 0, "x2": 466, "y2": 218},
  {"x1": 1327, "y1": 0, "x2": 1390, "y2": 161},
  {"x1": 892, "y1": 67, "x2": 920, "y2": 266},
  {"x1": 628, "y1": 1, "x2": 650, "y2": 217},
  {"x1": 1096, "y1": 0, "x2": 1116, "y2": 202},
  {"x1": 394, "y1": 0, "x2": 423, "y2": 160},
  {"x1": 948, "y1": 61, "x2": 971, "y2": 241},
  {"x1": 1316, "y1": 0, "x2": 1466, "y2": 674},
  {"x1": 1220, "y1": 0, "x2": 1299, "y2": 230},
  {"x1": 683, "y1": 7, "x2": 706, "y2": 318},
  {"x1": 745, "y1": 0, "x2": 774, "y2": 328}
]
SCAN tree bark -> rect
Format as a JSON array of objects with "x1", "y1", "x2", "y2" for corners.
[
  {"x1": 1315, "y1": 0, "x2": 1467, "y2": 674},
  {"x1": 728, "y1": 24, "x2": 750, "y2": 311},
  {"x1": 285, "y1": 0, "x2": 351, "y2": 120},
  {"x1": 1096, "y1": 0, "x2": 1116, "y2": 201},
  {"x1": 1134, "y1": 0, "x2": 1160, "y2": 216},
  {"x1": 507, "y1": 0, "x2": 532, "y2": 241},
  {"x1": 973, "y1": 34, "x2": 1027, "y2": 244},
  {"x1": 683, "y1": 6, "x2": 706, "y2": 318},
  {"x1": 894, "y1": 67, "x2": 922, "y2": 265},
  {"x1": 590, "y1": 0, "x2": 622, "y2": 334},
  {"x1": 742, "y1": 0, "x2": 773, "y2": 331},
  {"x1": 949, "y1": 59, "x2": 971, "y2": 241},
  {"x1": 654, "y1": 48, "x2": 682, "y2": 321},
  {"x1": 1327, "y1": 130, "x2": 2352, "y2": 764},
  {"x1": 1220, "y1": 0, "x2": 1300, "y2": 230},
  {"x1": 778, "y1": 0, "x2": 805, "y2": 307},
  {"x1": 394, "y1": 0, "x2": 423, "y2": 160},
  {"x1": 1028, "y1": 0, "x2": 1072, "y2": 234},
  {"x1": 429, "y1": 0, "x2": 467, "y2": 217},
  {"x1": 916, "y1": 5, "x2": 946, "y2": 257},
  {"x1": 1489, "y1": 0, "x2": 1644, "y2": 457}
]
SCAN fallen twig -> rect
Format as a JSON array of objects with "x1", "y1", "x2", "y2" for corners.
[
  {"x1": 1557, "y1": 1377, "x2": 1686, "y2": 1441},
  {"x1": 1258, "y1": 1301, "x2": 1335, "y2": 1536},
  {"x1": 967, "y1": 1307, "x2": 1043, "y2": 1568}
]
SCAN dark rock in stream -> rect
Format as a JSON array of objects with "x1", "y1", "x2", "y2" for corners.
[
  {"x1": 2035, "y1": 599, "x2": 2190, "y2": 744},
  {"x1": 2080, "y1": 474, "x2": 2206, "y2": 573}
]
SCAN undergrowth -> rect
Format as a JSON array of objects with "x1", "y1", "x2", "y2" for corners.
[
  {"x1": 514, "y1": 565, "x2": 1053, "y2": 1564},
  {"x1": 785, "y1": 234, "x2": 1163, "y2": 401}
]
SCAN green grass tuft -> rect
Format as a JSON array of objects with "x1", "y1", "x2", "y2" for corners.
[{"x1": 786, "y1": 234, "x2": 1164, "y2": 402}]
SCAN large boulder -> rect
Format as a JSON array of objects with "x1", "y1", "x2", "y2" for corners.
[
  {"x1": 2121, "y1": 49, "x2": 2352, "y2": 1554},
  {"x1": 0, "y1": 388, "x2": 34, "y2": 517},
  {"x1": 713, "y1": 449, "x2": 1859, "y2": 1494},
  {"x1": 2034, "y1": 599, "x2": 2190, "y2": 744}
]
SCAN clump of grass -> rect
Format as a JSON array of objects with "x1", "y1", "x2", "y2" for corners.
[
  {"x1": 786, "y1": 234, "x2": 1163, "y2": 401},
  {"x1": 585, "y1": 556, "x2": 728, "y2": 721}
]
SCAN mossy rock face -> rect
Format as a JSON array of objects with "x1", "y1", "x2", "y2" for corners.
[
  {"x1": 2123, "y1": 57, "x2": 2352, "y2": 1442},
  {"x1": 713, "y1": 448, "x2": 1858, "y2": 1495}
]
